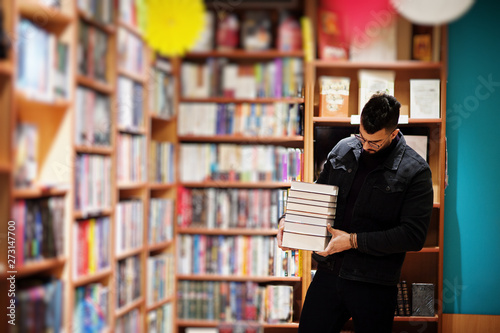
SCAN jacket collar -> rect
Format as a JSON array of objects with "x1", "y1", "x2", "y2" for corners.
[{"x1": 343, "y1": 132, "x2": 406, "y2": 171}]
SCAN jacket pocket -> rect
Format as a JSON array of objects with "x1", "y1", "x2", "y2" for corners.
[{"x1": 368, "y1": 178, "x2": 405, "y2": 226}]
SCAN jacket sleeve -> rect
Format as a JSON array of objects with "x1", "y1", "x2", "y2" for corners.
[{"x1": 356, "y1": 167, "x2": 434, "y2": 256}]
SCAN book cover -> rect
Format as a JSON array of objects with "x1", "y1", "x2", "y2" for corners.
[
  {"x1": 241, "y1": 11, "x2": 272, "y2": 51},
  {"x1": 317, "y1": 7, "x2": 348, "y2": 60},
  {"x1": 412, "y1": 283, "x2": 435, "y2": 316},
  {"x1": 216, "y1": 12, "x2": 238, "y2": 51},
  {"x1": 282, "y1": 231, "x2": 330, "y2": 252},
  {"x1": 358, "y1": 69, "x2": 395, "y2": 114},
  {"x1": 318, "y1": 76, "x2": 350, "y2": 117},
  {"x1": 277, "y1": 11, "x2": 302, "y2": 52},
  {"x1": 410, "y1": 79, "x2": 440, "y2": 119},
  {"x1": 14, "y1": 123, "x2": 38, "y2": 188}
]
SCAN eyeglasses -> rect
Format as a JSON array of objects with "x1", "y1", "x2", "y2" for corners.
[{"x1": 354, "y1": 131, "x2": 394, "y2": 150}]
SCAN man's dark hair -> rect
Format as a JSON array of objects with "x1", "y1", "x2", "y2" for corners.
[{"x1": 360, "y1": 92, "x2": 401, "y2": 134}]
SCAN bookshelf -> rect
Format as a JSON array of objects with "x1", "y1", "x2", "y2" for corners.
[{"x1": 303, "y1": 1, "x2": 448, "y2": 332}]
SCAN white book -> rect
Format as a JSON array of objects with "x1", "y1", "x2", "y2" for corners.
[
  {"x1": 358, "y1": 69, "x2": 395, "y2": 114},
  {"x1": 287, "y1": 196, "x2": 337, "y2": 208},
  {"x1": 288, "y1": 188, "x2": 338, "y2": 203},
  {"x1": 285, "y1": 212, "x2": 334, "y2": 227},
  {"x1": 286, "y1": 201, "x2": 336, "y2": 216},
  {"x1": 282, "y1": 231, "x2": 330, "y2": 252},
  {"x1": 410, "y1": 79, "x2": 440, "y2": 119},
  {"x1": 290, "y1": 181, "x2": 339, "y2": 196},
  {"x1": 284, "y1": 221, "x2": 330, "y2": 237},
  {"x1": 405, "y1": 135, "x2": 429, "y2": 162}
]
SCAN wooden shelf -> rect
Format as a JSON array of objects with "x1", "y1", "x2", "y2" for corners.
[
  {"x1": 180, "y1": 181, "x2": 292, "y2": 188},
  {"x1": 176, "y1": 320, "x2": 299, "y2": 328},
  {"x1": 74, "y1": 145, "x2": 113, "y2": 155},
  {"x1": 178, "y1": 135, "x2": 304, "y2": 145},
  {"x1": 118, "y1": 68, "x2": 147, "y2": 83},
  {"x1": 150, "y1": 113, "x2": 176, "y2": 123},
  {"x1": 19, "y1": 1, "x2": 74, "y2": 35},
  {"x1": 180, "y1": 97, "x2": 305, "y2": 104},
  {"x1": 76, "y1": 75, "x2": 114, "y2": 94},
  {"x1": 0, "y1": 257, "x2": 66, "y2": 279},
  {"x1": 177, "y1": 275, "x2": 301, "y2": 283},
  {"x1": 13, "y1": 186, "x2": 68, "y2": 199},
  {"x1": 117, "y1": 182, "x2": 148, "y2": 190},
  {"x1": 77, "y1": 9, "x2": 115, "y2": 34},
  {"x1": 146, "y1": 296, "x2": 174, "y2": 312},
  {"x1": 115, "y1": 246, "x2": 144, "y2": 261},
  {"x1": 0, "y1": 60, "x2": 13, "y2": 76},
  {"x1": 74, "y1": 208, "x2": 113, "y2": 220},
  {"x1": 72, "y1": 268, "x2": 112, "y2": 287},
  {"x1": 410, "y1": 247, "x2": 440, "y2": 254},
  {"x1": 149, "y1": 183, "x2": 176, "y2": 191},
  {"x1": 16, "y1": 92, "x2": 71, "y2": 112},
  {"x1": 313, "y1": 117, "x2": 442, "y2": 126},
  {"x1": 394, "y1": 315, "x2": 439, "y2": 322},
  {"x1": 177, "y1": 227, "x2": 277, "y2": 237},
  {"x1": 115, "y1": 297, "x2": 144, "y2": 318},
  {"x1": 117, "y1": 126, "x2": 146, "y2": 135},
  {"x1": 148, "y1": 240, "x2": 174, "y2": 252},
  {"x1": 312, "y1": 60, "x2": 443, "y2": 70},
  {"x1": 117, "y1": 20, "x2": 143, "y2": 37},
  {"x1": 184, "y1": 50, "x2": 304, "y2": 59}
]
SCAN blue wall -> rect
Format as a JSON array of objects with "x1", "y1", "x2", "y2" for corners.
[{"x1": 444, "y1": 0, "x2": 500, "y2": 314}]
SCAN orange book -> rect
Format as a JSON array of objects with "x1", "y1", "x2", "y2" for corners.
[{"x1": 318, "y1": 76, "x2": 350, "y2": 117}]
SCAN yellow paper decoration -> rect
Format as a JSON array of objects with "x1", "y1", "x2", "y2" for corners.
[{"x1": 144, "y1": 0, "x2": 206, "y2": 57}]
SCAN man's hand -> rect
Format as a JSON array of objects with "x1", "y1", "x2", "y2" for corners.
[
  {"x1": 315, "y1": 224, "x2": 352, "y2": 257},
  {"x1": 277, "y1": 217, "x2": 292, "y2": 251}
]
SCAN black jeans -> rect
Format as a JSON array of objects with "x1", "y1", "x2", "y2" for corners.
[{"x1": 298, "y1": 267, "x2": 398, "y2": 333}]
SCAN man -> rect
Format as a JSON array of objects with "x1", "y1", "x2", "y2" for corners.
[{"x1": 277, "y1": 93, "x2": 434, "y2": 332}]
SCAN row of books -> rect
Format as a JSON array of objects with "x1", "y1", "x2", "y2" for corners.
[
  {"x1": 117, "y1": 133, "x2": 147, "y2": 183},
  {"x1": 16, "y1": 19, "x2": 70, "y2": 101},
  {"x1": 177, "y1": 187, "x2": 287, "y2": 230},
  {"x1": 149, "y1": 198, "x2": 175, "y2": 244},
  {"x1": 74, "y1": 154, "x2": 112, "y2": 213},
  {"x1": 116, "y1": 308, "x2": 141, "y2": 333},
  {"x1": 73, "y1": 217, "x2": 110, "y2": 278},
  {"x1": 74, "y1": 282, "x2": 109, "y2": 331},
  {"x1": 116, "y1": 255, "x2": 141, "y2": 309},
  {"x1": 115, "y1": 199, "x2": 143, "y2": 255},
  {"x1": 177, "y1": 235, "x2": 300, "y2": 278},
  {"x1": 190, "y1": 10, "x2": 302, "y2": 52},
  {"x1": 11, "y1": 279, "x2": 63, "y2": 333},
  {"x1": 117, "y1": 76, "x2": 144, "y2": 129},
  {"x1": 319, "y1": 72, "x2": 440, "y2": 118},
  {"x1": 181, "y1": 57, "x2": 303, "y2": 99},
  {"x1": 78, "y1": 19, "x2": 109, "y2": 83},
  {"x1": 177, "y1": 281, "x2": 293, "y2": 324},
  {"x1": 149, "y1": 61, "x2": 175, "y2": 119},
  {"x1": 147, "y1": 253, "x2": 175, "y2": 306},
  {"x1": 148, "y1": 303, "x2": 173, "y2": 333},
  {"x1": 118, "y1": 0, "x2": 139, "y2": 28},
  {"x1": 150, "y1": 141, "x2": 175, "y2": 184},
  {"x1": 118, "y1": 27, "x2": 145, "y2": 75},
  {"x1": 179, "y1": 144, "x2": 303, "y2": 183},
  {"x1": 75, "y1": 85, "x2": 112, "y2": 147},
  {"x1": 78, "y1": 0, "x2": 114, "y2": 25},
  {"x1": 178, "y1": 102, "x2": 303, "y2": 137},
  {"x1": 11, "y1": 197, "x2": 64, "y2": 266}
]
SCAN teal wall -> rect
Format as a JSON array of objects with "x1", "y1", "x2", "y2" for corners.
[{"x1": 444, "y1": 0, "x2": 500, "y2": 314}]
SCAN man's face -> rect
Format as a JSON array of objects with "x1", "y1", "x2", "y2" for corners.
[{"x1": 357, "y1": 124, "x2": 398, "y2": 154}]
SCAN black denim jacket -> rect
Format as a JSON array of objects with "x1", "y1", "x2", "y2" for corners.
[{"x1": 314, "y1": 132, "x2": 434, "y2": 286}]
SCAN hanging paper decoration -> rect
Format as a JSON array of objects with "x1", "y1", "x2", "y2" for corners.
[{"x1": 143, "y1": 0, "x2": 206, "y2": 57}]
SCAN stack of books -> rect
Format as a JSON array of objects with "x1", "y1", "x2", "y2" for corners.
[{"x1": 282, "y1": 181, "x2": 338, "y2": 251}]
